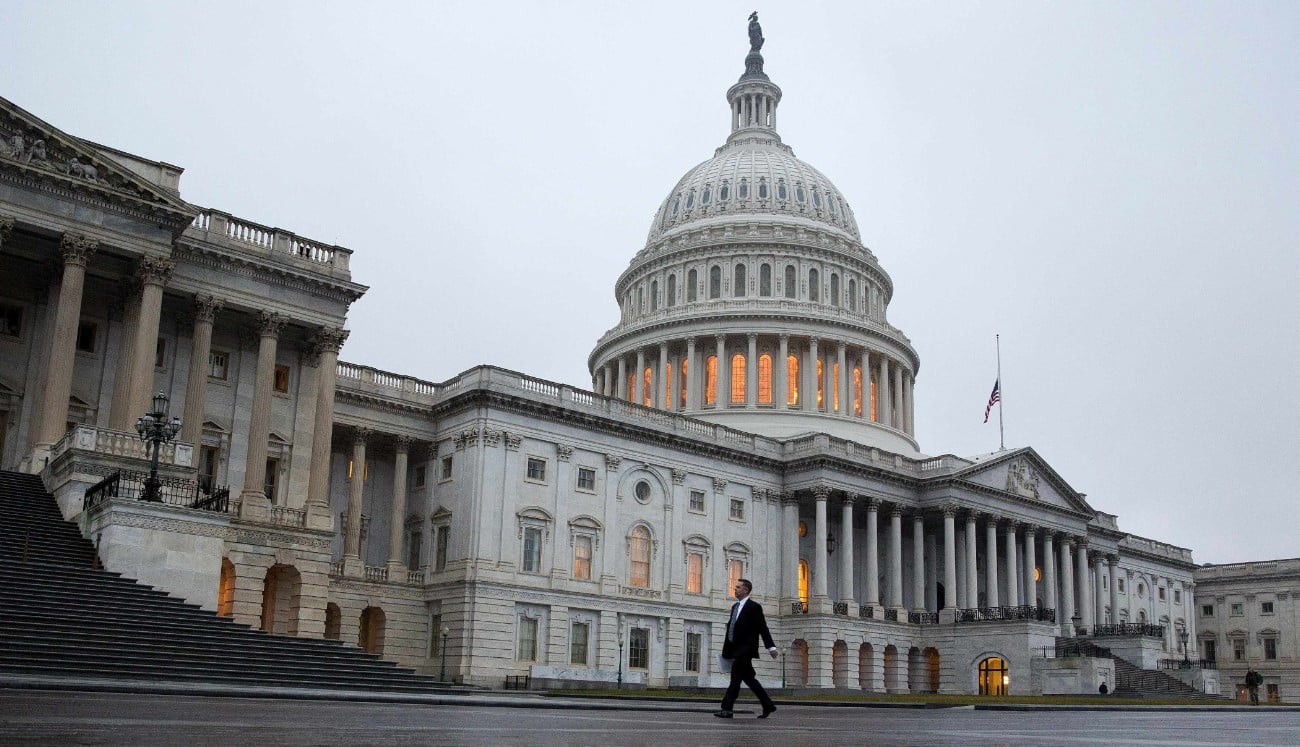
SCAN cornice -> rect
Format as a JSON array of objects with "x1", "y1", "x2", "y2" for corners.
[
  {"x1": 173, "y1": 242, "x2": 366, "y2": 304},
  {"x1": 0, "y1": 168, "x2": 194, "y2": 235},
  {"x1": 922, "y1": 476, "x2": 1094, "y2": 522}
]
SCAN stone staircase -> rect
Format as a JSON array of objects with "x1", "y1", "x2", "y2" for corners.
[
  {"x1": 1055, "y1": 637, "x2": 1223, "y2": 700},
  {"x1": 0, "y1": 469, "x2": 460, "y2": 694}
]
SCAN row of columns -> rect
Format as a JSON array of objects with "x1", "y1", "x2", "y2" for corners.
[
  {"x1": 339, "y1": 428, "x2": 424, "y2": 578},
  {"x1": 594, "y1": 334, "x2": 915, "y2": 436},
  {"x1": 732, "y1": 90, "x2": 776, "y2": 130}
]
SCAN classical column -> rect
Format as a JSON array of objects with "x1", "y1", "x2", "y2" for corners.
[
  {"x1": 1004, "y1": 521, "x2": 1019, "y2": 607},
  {"x1": 685, "y1": 338, "x2": 697, "y2": 410},
  {"x1": 746, "y1": 333, "x2": 757, "y2": 408},
  {"x1": 812, "y1": 487, "x2": 830, "y2": 611},
  {"x1": 180, "y1": 295, "x2": 223, "y2": 447},
  {"x1": 237, "y1": 310, "x2": 286, "y2": 516},
  {"x1": 903, "y1": 371, "x2": 915, "y2": 436},
  {"x1": 658, "y1": 342, "x2": 669, "y2": 410},
  {"x1": 837, "y1": 342, "x2": 848, "y2": 416},
  {"x1": 877, "y1": 355, "x2": 890, "y2": 425},
  {"x1": 1060, "y1": 537, "x2": 1076, "y2": 633},
  {"x1": 125, "y1": 258, "x2": 175, "y2": 422},
  {"x1": 603, "y1": 364, "x2": 613, "y2": 397},
  {"x1": 1108, "y1": 555, "x2": 1120, "y2": 627},
  {"x1": 386, "y1": 436, "x2": 411, "y2": 575},
  {"x1": 911, "y1": 513, "x2": 925, "y2": 611},
  {"x1": 1093, "y1": 555, "x2": 1106, "y2": 627},
  {"x1": 965, "y1": 512, "x2": 979, "y2": 609},
  {"x1": 888, "y1": 507, "x2": 904, "y2": 609},
  {"x1": 714, "y1": 335, "x2": 727, "y2": 406},
  {"x1": 1185, "y1": 582, "x2": 1198, "y2": 657},
  {"x1": 36, "y1": 234, "x2": 98, "y2": 447},
  {"x1": 955, "y1": 519, "x2": 967, "y2": 608},
  {"x1": 342, "y1": 427, "x2": 371, "y2": 574},
  {"x1": 892, "y1": 364, "x2": 904, "y2": 429},
  {"x1": 804, "y1": 337, "x2": 819, "y2": 412},
  {"x1": 839, "y1": 495, "x2": 855, "y2": 605},
  {"x1": 305, "y1": 326, "x2": 348, "y2": 529},
  {"x1": 942, "y1": 507, "x2": 957, "y2": 612},
  {"x1": 634, "y1": 348, "x2": 645, "y2": 405},
  {"x1": 985, "y1": 515, "x2": 1000, "y2": 607},
  {"x1": 1043, "y1": 532, "x2": 1057, "y2": 613},
  {"x1": 1024, "y1": 526, "x2": 1038, "y2": 607},
  {"x1": 108, "y1": 285, "x2": 142, "y2": 429},
  {"x1": 924, "y1": 531, "x2": 938, "y2": 612},
  {"x1": 865, "y1": 498, "x2": 880, "y2": 608},
  {"x1": 1075, "y1": 541, "x2": 1091, "y2": 630},
  {"x1": 823, "y1": 349, "x2": 834, "y2": 413},
  {"x1": 616, "y1": 355, "x2": 627, "y2": 401},
  {"x1": 782, "y1": 493, "x2": 800, "y2": 606},
  {"x1": 777, "y1": 334, "x2": 789, "y2": 408}
]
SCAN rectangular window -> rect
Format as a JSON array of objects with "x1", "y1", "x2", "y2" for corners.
[
  {"x1": 526, "y1": 457, "x2": 546, "y2": 482},
  {"x1": 428, "y1": 614, "x2": 442, "y2": 657},
  {"x1": 522, "y1": 527, "x2": 543, "y2": 573},
  {"x1": 1202, "y1": 604, "x2": 1214, "y2": 617},
  {"x1": 407, "y1": 529, "x2": 422, "y2": 569},
  {"x1": 569, "y1": 621, "x2": 589, "y2": 666},
  {"x1": 263, "y1": 458, "x2": 279, "y2": 501},
  {"x1": 576, "y1": 467, "x2": 596, "y2": 491},
  {"x1": 628, "y1": 627, "x2": 649, "y2": 669},
  {"x1": 689, "y1": 490, "x2": 705, "y2": 512},
  {"x1": 686, "y1": 552, "x2": 703, "y2": 594},
  {"x1": 573, "y1": 535, "x2": 592, "y2": 580},
  {"x1": 1174, "y1": 589, "x2": 1181, "y2": 604},
  {"x1": 198, "y1": 445, "x2": 219, "y2": 492},
  {"x1": 1118, "y1": 578, "x2": 1125, "y2": 593},
  {"x1": 413, "y1": 465, "x2": 426, "y2": 488},
  {"x1": 0, "y1": 303, "x2": 22, "y2": 337},
  {"x1": 273, "y1": 364, "x2": 290, "y2": 393},
  {"x1": 1203, "y1": 639, "x2": 1216, "y2": 662},
  {"x1": 1231, "y1": 603, "x2": 1244, "y2": 617},
  {"x1": 1233, "y1": 640, "x2": 1246, "y2": 661},
  {"x1": 729, "y1": 498, "x2": 744, "y2": 520},
  {"x1": 1262, "y1": 601, "x2": 1274, "y2": 615},
  {"x1": 75, "y1": 321, "x2": 97, "y2": 353},
  {"x1": 154, "y1": 337, "x2": 166, "y2": 368},
  {"x1": 209, "y1": 350, "x2": 229, "y2": 380},
  {"x1": 685, "y1": 632, "x2": 702, "y2": 673},
  {"x1": 1264, "y1": 638, "x2": 1277, "y2": 660},
  {"x1": 728, "y1": 559, "x2": 744, "y2": 591},
  {"x1": 517, "y1": 617, "x2": 538, "y2": 662},
  {"x1": 435, "y1": 525, "x2": 450, "y2": 572},
  {"x1": 440, "y1": 454, "x2": 453, "y2": 480},
  {"x1": 1158, "y1": 587, "x2": 1166, "y2": 601}
]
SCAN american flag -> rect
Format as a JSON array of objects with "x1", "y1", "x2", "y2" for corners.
[{"x1": 983, "y1": 379, "x2": 1000, "y2": 423}]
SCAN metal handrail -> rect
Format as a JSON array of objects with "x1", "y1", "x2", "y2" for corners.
[{"x1": 83, "y1": 469, "x2": 229, "y2": 514}]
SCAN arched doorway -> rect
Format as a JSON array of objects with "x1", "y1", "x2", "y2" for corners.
[
  {"x1": 324, "y1": 603, "x2": 341, "y2": 640},
  {"x1": 858, "y1": 643, "x2": 875, "y2": 691},
  {"x1": 832, "y1": 640, "x2": 849, "y2": 687},
  {"x1": 978, "y1": 656, "x2": 1008, "y2": 695},
  {"x1": 260, "y1": 564, "x2": 302, "y2": 635},
  {"x1": 883, "y1": 645, "x2": 901, "y2": 693},
  {"x1": 924, "y1": 647, "x2": 941, "y2": 693},
  {"x1": 358, "y1": 606, "x2": 386, "y2": 654},
  {"x1": 789, "y1": 639, "x2": 809, "y2": 686},
  {"x1": 907, "y1": 646, "x2": 924, "y2": 693},
  {"x1": 217, "y1": 558, "x2": 235, "y2": 617}
]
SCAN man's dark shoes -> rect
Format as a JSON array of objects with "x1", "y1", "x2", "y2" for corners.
[
  {"x1": 758, "y1": 706, "x2": 777, "y2": 719},
  {"x1": 713, "y1": 710, "x2": 733, "y2": 718}
]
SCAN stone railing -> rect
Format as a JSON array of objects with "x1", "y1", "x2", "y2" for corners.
[
  {"x1": 883, "y1": 608, "x2": 899, "y2": 622},
  {"x1": 336, "y1": 362, "x2": 439, "y2": 398},
  {"x1": 790, "y1": 601, "x2": 808, "y2": 615},
  {"x1": 1094, "y1": 623, "x2": 1165, "y2": 639},
  {"x1": 51, "y1": 425, "x2": 193, "y2": 469},
  {"x1": 269, "y1": 505, "x2": 306, "y2": 528},
  {"x1": 187, "y1": 209, "x2": 352, "y2": 274},
  {"x1": 1195, "y1": 558, "x2": 1300, "y2": 580},
  {"x1": 329, "y1": 561, "x2": 344, "y2": 577},
  {"x1": 406, "y1": 569, "x2": 425, "y2": 585},
  {"x1": 363, "y1": 565, "x2": 389, "y2": 583},
  {"x1": 1119, "y1": 535, "x2": 1194, "y2": 564}
]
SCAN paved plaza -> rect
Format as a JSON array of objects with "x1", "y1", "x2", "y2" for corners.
[{"x1": 1, "y1": 691, "x2": 1298, "y2": 747}]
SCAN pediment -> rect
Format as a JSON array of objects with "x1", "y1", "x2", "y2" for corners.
[
  {"x1": 953, "y1": 447, "x2": 1093, "y2": 514},
  {"x1": 0, "y1": 96, "x2": 195, "y2": 232}
]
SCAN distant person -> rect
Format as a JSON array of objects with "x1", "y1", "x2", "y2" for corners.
[
  {"x1": 1246, "y1": 668, "x2": 1262, "y2": 705},
  {"x1": 715, "y1": 578, "x2": 778, "y2": 719},
  {"x1": 1098, "y1": 682, "x2": 1109, "y2": 695}
]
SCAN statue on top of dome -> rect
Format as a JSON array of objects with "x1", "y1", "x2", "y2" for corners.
[{"x1": 748, "y1": 12, "x2": 764, "y2": 52}]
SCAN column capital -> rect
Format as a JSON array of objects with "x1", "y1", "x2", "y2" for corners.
[
  {"x1": 255, "y1": 310, "x2": 287, "y2": 338},
  {"x1": 0, "y1": 214, "x2": 13, "y2": 246},
  {"x1": 865, "y1": 496, "x2": 882, "y2": 511},
  {"x1": 941, "y1": 503, "x2": 959, "y2": 518},
  {"x1": 670, "y1": 468, "x2": 686, "y2": 484},
  {"x1": 352, "y1": 427, "x2": 373, "y2": 446},
  {"x1": 1106, "y1": 553, "x2": 1119, "y2": 563},
  {"x1": 311, "y1": 325, "x2": 349, "y2": 354},
  {"x1": 808, "y1": 335, "x2": 820, "y2": 347},
  {"x1": 841, "y1": 493, "x2": 858, "y2": 508},
  {"x1": 193, "y1": 294, "x2": 224, "y2": 324},
  {"x1": 1002, "y1": 518, "x2": 1020, "y2": 531},
  {"x1": 778, "y1": 333, "x2": 789, "y2": 342},
  {"x1": 812, "y1": 485, "x2": 830, "y2": 501},
  {"x1": 714, "y1": 333, "x2": 726, "y2": 345},
  {"x1": 780, "y1": 491, "x2": 799, "y2": 506},
  {"x1": 394, "y1": 434, "x2": 412, "y2": 454},
  {"x1": 889, "y1": 505, "x2": 904, "y2": 519},
  {"x1": 136, "y1": 257, "x2": 175, "y2": 287},
  {"x1": 557, "y1": 444, "x2": 574, "y2": 462},
  {"x1": 747, "y1": 332, "x2": 757, "y2": 342},
  {"x1": 59, "y1": 233, "x2": 98, "y2": 266},
  {"x1": 966, "y1": 509, "x2": 981, "y2": 522}
]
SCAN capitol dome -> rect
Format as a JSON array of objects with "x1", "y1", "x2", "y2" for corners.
[{"x1": 589, "y1": 17, "x2": 921, "y2": 455}]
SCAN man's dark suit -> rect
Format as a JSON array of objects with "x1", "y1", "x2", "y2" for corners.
[{"x1": 720, "y1": 597, "x2": 776, "y2": 714}]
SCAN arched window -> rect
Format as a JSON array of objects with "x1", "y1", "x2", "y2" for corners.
[
  {"x1": 650, "y1": 280, "x2": 658, "y2": 312},
  {"x1": 758, "y1": 354, "x2": 773, "y2": 404},
  {"x1": 679, "y1": 359, "x2": 688, "y2": 408},
  {"x1": 643, "y1": 367, "x2": 653, "y2": 407},
  {"x1": 719, "y1": 182, "x2": 730, "y2": 201},
  {"x1": 705, "y1": 355, "x2": 717, "y2": 406},
  {"x1": 709, "y1": 266, "x2": 721, "y2": 299},
  {"x1": 816, "y1": 358, "x2": 824, "y2": 409},
  {"x1": 738, "y1": 179, "x2": 749, "y2": 200},
  {"x1": 787, "y1": 355, "x2": 800, "y2": 406},
  {"x1": 809, "y1": 269, "x2": 820, "y2": 302},
  {"x1": 853, "y1": 366, "x2": 863, "y2": 416},
  {"x1": 626, "y1": 374, "x2": 635, "y2": 402},
  {"x1": 830, "y1": 274, "x2": 840, "y2": 307},
  {"x1": 798, "y1": 559, "x2": 810, "y2": 608},
  {"x1": 759, "y1": 263, "x2": 772, "y2": 296},
  {"x1": 685, "y1": 190, "x2": 695, "y2": 210},
  {"x1": 672, "y1": 195, "x2": 681, "y2": 216},
  {"x1": 812, "y1": 185, "x2": 822, "y2": 208},
  {"x1": 629, "y1": 526, "x2": 651, "y2": 587},
  {"x1": 795, "y1": 184, "x2": 806, "y2": 203},
  {"x1": 730, "y1": 353, "x2": 746, "y2": 404},
  {"x1": 734, "y1": 264, "x2": 747, "y2": 297},
  {"x1": 978, "y1": 657, "x2": 1008, "y2": 696},
  {"x1": 758, "y1": 178, "x2": 768, "y2": 199},
  {"x1": 832, "y1": 362, "x2": 840, "y2": 412},
  {"x1": 784, "y1": 265, "x2": 797, "y2": 298},
  {"x1": 777, "y1": 180, "x2": 788, "y2": 201},
  {"x1": 702, "y1": 185, "x2": 712, "y2": 205},
  {"x1": 637, "y1": 286, "x2": 644, "y2": 312},
  {"x1": 687, "y1": 269, "x2": 698, "y2": 302},
  {"x1": 663, "y1": 361, "x2": 673, "y2": 407},
  {"x1": 667, "y1": 274, "x2": 677, "y2": 306},
  {"x1": 870, "y1": 371, "x2": 878, "y2": 421},
  {"x1": 848, "y1": 279, "x2": 857, "y2": 311}
]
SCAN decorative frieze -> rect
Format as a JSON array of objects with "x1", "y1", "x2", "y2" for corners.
[
  {"x1": 482, "y1": 430, "x2": 501, "y2": 448},
  {"x1": 503, "y1": 433, "x2": 521, "y2": 451}
]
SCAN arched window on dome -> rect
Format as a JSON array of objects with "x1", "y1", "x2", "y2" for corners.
[
  {"x1": 870, "y1": 371, "x2": 878, "y2": 421},
  {"x1": 759, "y1": 264, "x2": 772, "y2": 296},
  {"x1": 730, "y1": 354, "x2": 746, "y2": 404},
  {"x1": 816, "y1": 358, "x2": 824, "y2": 410},
  {"x1": 685, "y1": 190, "x2": 695, "y2": 211},
  {"x1": 784, "y1": 265, "x2": 797, "y2": 299},
  {"x1": 643, "y1": 367, "x2": 653, "y2": 407},
  {"x1": 637, "y1": 286, "x2": 644, "y2": 313},
  {"x1": 795, "y1": 183, "x2": 806, "y2": 203},
  {"x1": 787, "y1": 355, "x2": 799, "y2": 406},
  {"x1": 687, "y1": 269, "x2": 698, "y2": 302},
  {"x1": 650, "y1": 280, "x2": 658, "y2": 312},
  {"x1": 702, "y1": 185, "x2": 711, "y2": 205},
  {"x1": 853, "y1": 366, "x2": 863, "y2": 416},
  {"x1": 734, "y1": 264, "x2": 746, "y2": 297},
  {"x1": 626, "y1": 373, "x2": 635, "y2": 402},
  {"x1": 663, "y1": 361, "x2": 672, "y2": 407},
  {"x1": 812, "y1": 185, "x2": 823, "y2": 209},
  {"x1": 777, "y1": 180, "x2": 788, "y2": 201},
  {"x1": 758, "y1": 354, "x2": 773, "y2": 404},
  {"x1": 738, "y1": 179, "x2": 749, "y2": 200},
  {"x1": 829, "y1": 194, "x2": 840, "y2": 221},
  {"x1": 672, "y1": 195, "x2": 681, "y2": 217},
  {"x1": 848, "y1": 279, "x2": 857, "y2": 312},
  {"x1": 830, "y1": 274, "x2": 840, "y2": 307},
  {"x1": 667, "y1": 274, "x2": 677, "y2": 307},
  {"x1": 709, "y1": 266, "x2": 722, "y2": 299},
  {"x1": 719, "y1": 181, "x2": 730, "y2": 202},
  {"x1": 679, "y1": 358, "x2": 688, "y2": 408},
  {"x1": 758, "y1": 178, "x2": 769, "y2": 200},
  {"x1": 832, "y1": 362, "x2": 841, "y2": 412},
  {"x1": 705, "y1": 355, "x2": 717, "y2": 406},
  {"x1": 809, "y1": 269, "x2": 820, "y2": 302}
]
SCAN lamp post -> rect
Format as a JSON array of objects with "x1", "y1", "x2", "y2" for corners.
[
  {"x1": 440, "y1": 625, "x2": 449, "y2": 681},
  {"x1": 135, "y1": 392, "x2": 181, "y2": 502},
  {"x1": 781, "y1": 645, "x2": 787, "y2": 689},
  {"x1": 616, "y1": 627, "x2": 624, "y2": 689},
  {"x1": 1176, "y1": 620, "x2": 1190, "y2": 666}
]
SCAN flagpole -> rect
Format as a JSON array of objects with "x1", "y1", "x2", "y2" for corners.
[{"x1": 996, "y1": 334, "x2": 1005, "y2": 450}]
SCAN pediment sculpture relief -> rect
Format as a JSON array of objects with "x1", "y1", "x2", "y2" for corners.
[{"x1": 1005, "y1": 458, "x2": 1041, "y2": 499}]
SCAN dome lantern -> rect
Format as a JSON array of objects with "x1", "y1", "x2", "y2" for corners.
[{"x1": 727, "y1": 12, "x2": 783, "y2": 143}]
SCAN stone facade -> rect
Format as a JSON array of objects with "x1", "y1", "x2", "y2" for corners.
[{"x1": 1195, "y1": 559, "x2": 1300, "y2": 703}]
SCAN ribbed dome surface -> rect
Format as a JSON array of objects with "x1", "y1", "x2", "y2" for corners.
[{"x1": 646, "y1": 139, "x2": 861, "y2": 243}]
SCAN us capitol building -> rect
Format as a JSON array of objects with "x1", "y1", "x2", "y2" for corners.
[{"x1": 0, "y1": 20, "x2": 1291, "y2": 699}]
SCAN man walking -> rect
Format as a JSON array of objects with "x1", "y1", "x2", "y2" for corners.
[{"x1": 715, "y1": 578, "x2": 778, "y2": 719}]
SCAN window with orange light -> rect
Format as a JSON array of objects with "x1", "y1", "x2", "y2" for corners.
[
  {"x1": 730, "y1": 353, "x2": 746, "y2": 403},
  {"x1": 787, "y1": 355, "x2": 799, "y2": 405},
  {"x1": 705, "y1": 356, "x2": 717, "y2": 405},
  {"x1": 757, "y1": 354, "x2": 772, "y2": 404}
]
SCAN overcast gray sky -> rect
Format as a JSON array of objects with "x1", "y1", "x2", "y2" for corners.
[{"x1": 5, "y1": 1, "x2": 1297, "y2": 564}]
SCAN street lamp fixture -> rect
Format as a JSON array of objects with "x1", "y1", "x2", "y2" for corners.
[
  {"x1": 826, "y1": 531, "x2": 837, "y2": 555},
  {"x1": 134, "y1": 392, "x2": 181, "y2": 503},
  {"x1": 1176, "y1": 620, "x2": 1190, "y2": 666},
  {"x1": 440, "y1": 625, "x2": 450, "y2": 681},
  {"x1": 617, "y1": 627, "x2": 625, "y2": 689}
]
